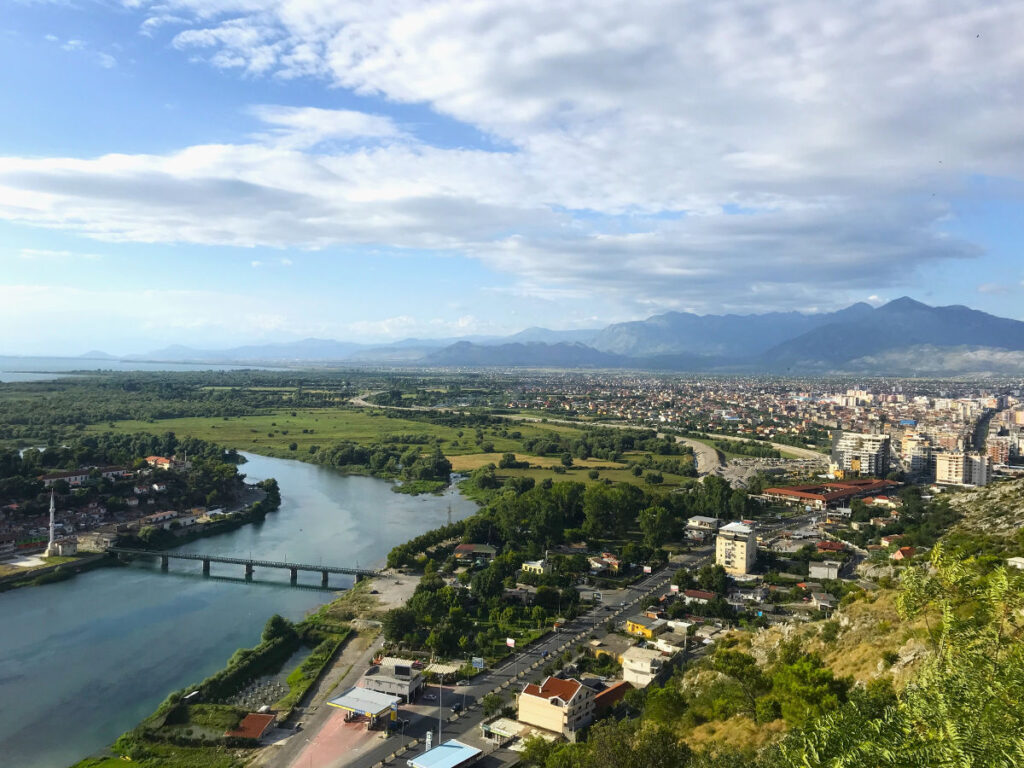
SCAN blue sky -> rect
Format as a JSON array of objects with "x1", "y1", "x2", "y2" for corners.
[{"x1": 1, "y1": 0, "x2": 1023, "y2": 355}]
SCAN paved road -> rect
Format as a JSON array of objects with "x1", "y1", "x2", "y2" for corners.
[
  {"x1": 697, "y1": 432, "x2": 828, "y2": 463},
  {"x1": 276, "y1": 546, "x2": 713, "y2": 768}
]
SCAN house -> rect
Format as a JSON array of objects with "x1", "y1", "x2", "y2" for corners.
[
  {"x1": 653, "y1": 630, "x2": 688, "y2": 655},
  {"x1": 502, "y1": 586, "x2": 536, "y2": 605},
  {"x1": 624, "y1": 614, "x2": 666, "y2": 639},
  {"x1": 891, "y1": 546, "x2": 916, "y2": 561},
  {"x1": 621, "y1": 646, "x2": 665, "y2": 688},
  {"x1": 808, "y1": 560, "x2": 841, "y2": 581},
  {"x1": 588, "y1": 552, "x2": 621, "y2": 574},
  {"x1": 880, "y1": 534, "x2": 903, "y2": 546},
  {"x1": 587, "y1": 633, "x2": 636, "y2": 662},
  {"x1": 145, "y1": 456, "x2": 173, "y2": 470},
  {"x1": 521, "y1": 559, "x2": 551, "y2": 576},
  {"x1": 140, "y1": 510, "x2": 177, "y2": 530},
  {"x1": 685, "y1": 515, "x2": 720, "y2": 541},
  {"x1": 151, "y1": 483, "x2": 168, "y2": 493},
  {"x1": 1008, "y1": 557, "x2": 1024, "y2": 570},
  {"x1": 811, "y1": 592, "x2": 836, "y2": 611},
  {"x1": 225, "y1": 712, "x2": 276, "y2": 742},
  {"x1": 453, "y1": 543, "x2": 497, "y2": 564},
  {"x1": 517, "y1": 676, "x2": 595, "y2": 741},
  {"x1": 816, "y1": 540, "x2": 845, "y2": 553},
  {"x1": 593, "y1": 681, "x2": 633, "y2": 712},
  {"x1": 682, "y1": 589, "x2": 716, "y2": 605},
  {"x1": 41, "y1": 469, "x2": 92, "y2": 487}
]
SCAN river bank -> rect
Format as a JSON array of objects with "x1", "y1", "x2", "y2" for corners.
[{"x1": 0, "y1": 453, "x2": 478, "y2": 768}]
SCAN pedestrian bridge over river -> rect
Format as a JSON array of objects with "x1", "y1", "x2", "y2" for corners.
[{"x1": 108, "y1": 547, "x2": 381, "y2": 587}]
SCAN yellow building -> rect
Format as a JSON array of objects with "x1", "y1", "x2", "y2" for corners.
[
  {"x1": 520, "y1": 558, "x2": 551, "y2": 576},
  {"x1": 624, "y1": 614, "x2": 666, "y2": 639},
  {"x1": 517, "y1": 676, "x2": 595, "y2": 741},
  {"x1": 715, "y1": 521, "x2": 757, "y2": 575}
]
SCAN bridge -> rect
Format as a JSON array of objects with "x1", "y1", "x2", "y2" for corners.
[{"x1": 108, "y1": 547, "x2": 381, "y2": 587}]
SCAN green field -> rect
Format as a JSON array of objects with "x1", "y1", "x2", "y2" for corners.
[{"x1": 85, "y1": 408, "x2": 587, "y2": 460}]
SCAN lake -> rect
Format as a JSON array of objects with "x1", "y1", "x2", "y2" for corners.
[
  {"x1": 0, "y1": 453, "x2": 477, "y2": 768},
  {"x1": 0, "y1": 356, "x2": 281, "y2": 382}
]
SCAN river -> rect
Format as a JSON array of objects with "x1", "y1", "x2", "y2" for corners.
[{"x1": 0, "y1": 453, "x2": 477, "y2": 768}]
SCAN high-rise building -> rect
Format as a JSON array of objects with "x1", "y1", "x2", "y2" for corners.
[
  {"x1": 716, "y1": 522, "x2": 757, "y2": 575},
  {"x1": 935, "y1": 452, "x2": 989, "y2": 487},
  {"x1": 831, "y1": 431, "x2": 891, "y2": 477},
  {"x1": 987, "y1": 437, "x2": 1010, "y2": 466}
]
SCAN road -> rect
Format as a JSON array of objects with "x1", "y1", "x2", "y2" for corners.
[
  {"x1": 276, "y1": 546, "x2": 713, "y2": 768},
  {"x1": 697, "y1": 432, "x2": 828, "y2": 463}
]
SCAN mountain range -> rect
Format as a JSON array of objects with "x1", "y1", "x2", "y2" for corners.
[{"x1": 87, "y1": 298, "x2": 1024, "y2": 374}]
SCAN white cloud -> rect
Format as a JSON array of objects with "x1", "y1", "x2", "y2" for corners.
[
  {"x1": 18, "y1": 248, "x2": 104, "y2": 261},
  {"x1": 248, "y1": 104, "x2": 402, "y2": 149},
  {"x1": 5, "y1": 1, "x2": 1024, "y2": 313}
]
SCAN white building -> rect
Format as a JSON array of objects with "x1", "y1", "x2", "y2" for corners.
[
  {"x1": 621, "y1": 646, "x2": 665, "y2": 688},
  {"x1": 831, "y1": 432, "x2": 891, "y2": 477},
  {"x1": 935, "y1": 452, "x2": 989, "y2": 487}
]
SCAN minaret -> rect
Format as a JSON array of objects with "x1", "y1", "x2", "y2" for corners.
[{"x1": 45, "y1": 489, "x2": 57, "y2": 557}]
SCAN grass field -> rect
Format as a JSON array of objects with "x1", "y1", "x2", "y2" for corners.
[{"x1": 85, "y1": 408, "x2": 589, "y2": 460}]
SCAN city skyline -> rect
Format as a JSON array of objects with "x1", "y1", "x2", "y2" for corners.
[{"x1": 2, "y1": 1, "x2": 1024, "y2": 355}]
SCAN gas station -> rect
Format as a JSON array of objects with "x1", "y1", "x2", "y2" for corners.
[{"x1": 326, "y1": 687, "x2": 402, "y2": 730}]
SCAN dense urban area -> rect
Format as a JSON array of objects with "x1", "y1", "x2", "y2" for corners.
[{"x1": 1, "y1": 369, "x2": 1023, "y2": 768}]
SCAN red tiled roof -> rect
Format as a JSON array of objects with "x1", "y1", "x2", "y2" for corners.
[
  {"x1": 594, "y1": 681, "x2": 632, "y2": 710},
  {"x1": 225, "y1": 713, "x2": 275, "y2": 740},
  {"x1": 523, "y1": 676, "x2": 582, "y2": 703},
  {"x1": 816, "y1": 541, "x2": 845, "y2": 551},
  {"x1": 684, "y1": 589, "x2": 716, "y2": 600}
]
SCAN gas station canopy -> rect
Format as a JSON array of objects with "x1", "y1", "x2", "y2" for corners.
[{"x1": 327, "y1": 687, "x2": 401, "y2": 717}]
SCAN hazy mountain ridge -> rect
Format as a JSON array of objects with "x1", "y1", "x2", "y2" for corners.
[{"x1": 84, "y1": 298, "x2": 1024, "y2": 373}]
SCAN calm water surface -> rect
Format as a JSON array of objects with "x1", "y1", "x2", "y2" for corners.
[
  {"x1": 0, "y1": 453, "x2": 476, "y2": 768},
  {"x1": 0, "y1": 356, "x2": 280, "y2": 382}
]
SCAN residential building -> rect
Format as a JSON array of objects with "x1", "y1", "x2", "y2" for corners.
[
  {"x1": 685, "y1": 515, "x2": 720, "y2": 541},
  {"x1": 891, "y1": 546, "x2": 916, "y2": 561},
  {"x1": 808, "y1": 560, "x2": 840, "y2": 580},
  {"x1": 621, "y1": 646, "x2": 665, "y2": 688},
  {"x1": 624, "y1": 614, "x2": 666, "y2": 639},
  {"x1": 831, "y1": 432, "x2": 891, "y2": 477},
  {"x1": 716, "y1": 521, "x2": 757, "y2": 575},
  {"x1": 593, "y1": 681, "x2": 632, "y2": 712},
  {"x1": 517, "y1": 676, "x2": 595, "y2": 741},
  {"x1": 521, "y1": 558, "x2": 551, "y2": 576},
  {"x1": 681, "y1": 589, "x2": 715, "y2": 605},
  {"x1": 935, "y1": 452, "x2": 989, "y2": 486}
]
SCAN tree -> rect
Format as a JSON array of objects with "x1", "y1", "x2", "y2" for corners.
[
  {"x1": 639, "y1": 505, "x2": 673, "y2": 549},
  {"x1": 382, "y1": 607, "x2": 418, "y2": 641},
  {"x1": 712, "y1": 649, "x2": 771, "y2": 717},
  {"x1": 560, "y1": 452, "x2": 574, "y2": 467}
]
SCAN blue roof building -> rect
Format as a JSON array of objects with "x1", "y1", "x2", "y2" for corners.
[{"x1": 406, "y1": 738, "x2": 482, "y2": 768}]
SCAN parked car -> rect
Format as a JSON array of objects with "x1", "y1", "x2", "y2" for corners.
[
  {"x1": 456, "y1": 679, "x2": 469, "y2": 686},
  {"x1": 423, "y1": 693, "x2": 437, "y2": 701},
  {"x1": 451, "y1": 702, "x2": 463, "y2": 713}
]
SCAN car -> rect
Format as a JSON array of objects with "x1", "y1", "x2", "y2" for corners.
[
  {"x1": 456, "y1": 679, "x2": 469, "y2": 686},
  {"x1": 423, "y1": 693, "x2": 437, "y2": 701},
  {"x1": 451, "y1": 702, "x2": 463, "y2": 713}
]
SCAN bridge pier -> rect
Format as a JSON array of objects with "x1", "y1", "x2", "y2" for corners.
[
  {"x1": 290, "y1": 568, "x2": 298, "y2": 584},
  {"x1": 245, "y1": 563, "x2": 254, "y2": 580},
  {"x1": 354, "y1": 573, "x2": 363, "y2": 584},
  {"x1": 321, "y1": 570, "x2": 329, "y2": 587},
  {"x1": 160, "y1": 555, "x2": 168, "y2": 571},
  {"x1": 202, "y1": 559, "x2": 210, "y2": 577}
]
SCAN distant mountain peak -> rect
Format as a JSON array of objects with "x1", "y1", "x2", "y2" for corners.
[{"x1": 879, "y1": 296, "x2": 929, "y2": 311}]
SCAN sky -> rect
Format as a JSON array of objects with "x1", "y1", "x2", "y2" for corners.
[{"x1": 1, "y1": 0, "x2": 1023, "y2": 356}]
